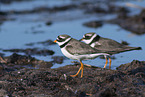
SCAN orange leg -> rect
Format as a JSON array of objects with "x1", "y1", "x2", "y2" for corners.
[
  {"x1": 0, "y1": 56, "x2": 6, "y2": 63},
  {"x1": 103, "y1": 56, "x2": 108, "y2": 68},
  {"x1": 80, "y1": 61, "x2": 84, "y2": 78},
  {"x1": 70, "y1": 61, "x2": 84, "y2": 78},
  {"x1": 109, "y1": 57, "x2": 112, "y2": 69}
]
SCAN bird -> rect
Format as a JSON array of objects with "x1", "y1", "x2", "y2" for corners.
[
  {"x1": 54, "y1": 34, "x2": 111, "y2": 78},
  {"x1": 80, "y1": 32, "x2": 142, "y2": 54}
]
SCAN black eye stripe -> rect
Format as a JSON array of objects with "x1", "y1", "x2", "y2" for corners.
[{"x1": 84, "y1": 35, "x2": 91, "y2": 40}]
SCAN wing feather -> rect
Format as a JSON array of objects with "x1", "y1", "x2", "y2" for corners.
[{"x1": 65, "y1": 39, "x2": 101, "y2": 55}]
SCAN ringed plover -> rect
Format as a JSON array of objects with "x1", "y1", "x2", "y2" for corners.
[
  {"x1": 54, "y1": 34, "x2": 111, "y2": 77},
  {"x1": 81, "y1": 32, "x2": 142, "y2": 54}
]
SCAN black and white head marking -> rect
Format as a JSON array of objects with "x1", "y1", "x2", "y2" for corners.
[
  {"x1": 82, "y1": 32, "x2": 100, "y2": 45},
  {"x1": 56, "y1": 34, "x2": 72, "y2": 48}
]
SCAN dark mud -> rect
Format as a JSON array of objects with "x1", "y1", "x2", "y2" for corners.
[
  {"x1": 3, "y1": 48, "x2": 54, "y2": 56},
  {"x1": 0, "y1": 60, "x2": 145, "y2": 96}
]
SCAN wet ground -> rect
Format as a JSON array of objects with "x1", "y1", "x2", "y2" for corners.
[
  {"x1": 0, "y1": 57, "x2": 145, "y2": 96},
  {"x1": 0, "y1": 0, "x2": 145, "y2": 96}
]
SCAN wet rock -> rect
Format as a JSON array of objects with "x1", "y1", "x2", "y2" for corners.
[
  {"x1": 46, "y1": 21, "x2": 52, "y2": 26},
  {"x1": 82, "y1": 2, "x2": 129, "y2": 14},
  {"x1": 116, "y1": 60, "x2": 145, "y2": 75},
  {"x1": 32, "y1": 30, "x2": 45, "y2": 34},
  {"x1": 0, "y1": 53, "x2": 5, "y2": 57},
  {"x1": 0, "y1": 0, "x2": 25, "y2": 4},
  {"x1": 108, "y1": 9, "x2": 145, "y2": 35},
  {"x1": 0, "y1": 60, "x2": 145, "y2": 96},
  {"x1": 0, "y1": 11, "x2": 7, "y2": 15},
  {"x1": 96, "y1": 87, "x2": 117, "y2": 97},
  {"x1": 0, "y1": 69, "x2": 62, "y2": 96},
  {"x1": 83, "y1": 20, "x2": 103, "y2": 28},
  {"x1": 25, "y1": 39, "x2": 56, "y2": 46},
  {"x1": 2, "y1": 53, "x2": 53, "y2": 71},
  {"x1": 84, "y1": 6, "x2": 107, "y2": 14},
  {"x1": 6, "y1": 53, "x2": 36, "y2": 65},
  {"x1": 3, "y1": 48, "x2": 54, "y2": 56},
  {"x1": 0, "y1": 89, "x2": 8, "y2": 97},
  {"x1": 0, "y1": 64, "x2": 4, "y2": 70},
  {"x1": 4, "y1": 4, "x2": 77, "y2": 14},
  {"x1": 51, "y1": 56, "x2": 65, "y2": 64},
  {"x1": 50, "y1": 4, "x2": 77, "y2": 12},
  {"x1": 6, "y1": 53, "x2": 52, "y2": 64},
  {"x1": 37, "y1": 39, "x2": 56, "y2": 46},
  {"x1": 108, "y1": 5, "x2": 129, "y2": 14},
  {"x1": 0, "y1": 63, "x2": 6, "y2": 77},
  {"x1": 37, "y1": 61, "x2": 53, "y2": 69},
  {"x1": 0, "y1": 11, "x2": 8, "y2": 23},
  {"x1": 25, "y1": 43, "x2": 35, "y2": 46}
]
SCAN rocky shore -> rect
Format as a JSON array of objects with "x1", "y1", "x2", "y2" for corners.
[
  {"x1": 0, "y1": 0, "x2": 145, "y2": 96},
  {"x1": 0, "y1": 54, "x2": 145, "y2": 96}
]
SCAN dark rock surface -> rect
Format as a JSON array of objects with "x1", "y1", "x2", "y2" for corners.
[
  {"x1": 0, "y1": 60, "x2": 145, "y2": 96},
  {"x1": 0, "y1": 11, "x2": 8, "y2": 23},
  {"x1": 108, "y1": 9, "x2": 145, "y2": 35},
  {"x1": 82, "y1": 3, "x2": 129, "y2": 14},
  {"x1": 0, "y1": 0, "x2": 26, "y2": 4},
  {"x1": 83, "y1": 20, "x2": 103, "y2": 28},
  {"x1": 0, "y1": 53, "x2": 53, "y2": 72},
  {"x1": 25, "y1": 39, "x2": 56, "y2": 46},
  {"x1": 4, "y1": 4, "x2": 77, "y2": 14},
  {"x1": 51, "y1": 56, "x2": 65, "y2": 64}
]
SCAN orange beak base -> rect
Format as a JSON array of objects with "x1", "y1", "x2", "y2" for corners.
[{"x1": 54, "y1": 40, "x2": 57, "y2": 43}]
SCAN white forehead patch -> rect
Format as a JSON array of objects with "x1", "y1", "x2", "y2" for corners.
[
  {"x1": 86, "y1": 33, "x2": 93, "y2": 36},
  {"x1": 59, "y1": 36, "x2": 66, "y2": 39},
  {"x1": 83, "y1": 33, "x2": 92, "y2": 38}
]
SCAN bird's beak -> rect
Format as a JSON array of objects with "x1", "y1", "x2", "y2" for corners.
[
  {"x1": 54, "y1": 40, "x2": 57, "y2": 43},
  {"x1": 79, "y1": 38, "x2": 83, "y2": 41}
]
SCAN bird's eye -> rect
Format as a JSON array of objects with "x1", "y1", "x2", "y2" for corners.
[{"x1": 84, "y1": 36, "x2": 91, "y2": 40}]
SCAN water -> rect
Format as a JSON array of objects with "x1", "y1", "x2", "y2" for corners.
[{"x1": 0, "y1": 0, "x2": 145, "y2": 70}]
